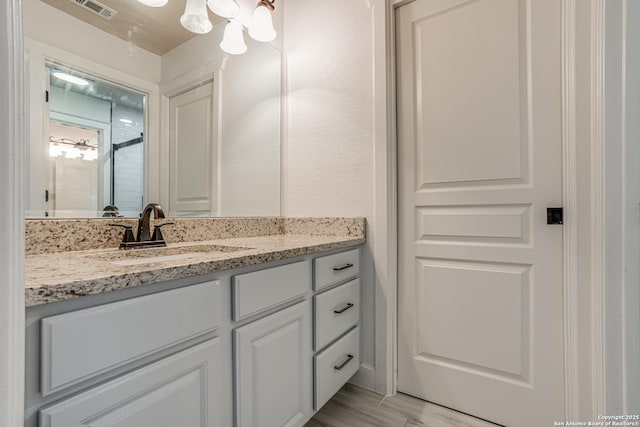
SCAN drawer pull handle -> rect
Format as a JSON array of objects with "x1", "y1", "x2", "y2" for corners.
[
  {"x1": 333, "y1": 263, "x2": 354, "y2": 272},
  {"x1": 334, "y1": 354, "x2": 354, "y2": 371},
  {"x1": 333, "y1": 303, "x2": 354, "y2": 314}
]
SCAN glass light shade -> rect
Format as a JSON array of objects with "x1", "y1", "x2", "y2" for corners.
[
  {"x1": 219, "y1": 20, "x2": 247, "y2": 55},
  {"x1": 207, "y1": 0, "x2": 240, "y2": 18},
  {"x1": 248, "y1": 5, "x2": 276, "y2": 42},
  {"x1": 137, "y1": 0, "x2": 168, "y2": 7},
  {"x1": 180, "y1": 0, "x2": 213, "y2": 34}
]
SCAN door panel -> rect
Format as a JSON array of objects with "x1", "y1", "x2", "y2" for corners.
[
  {"x1": 169, "y1": 82, "x2": 217, "y2": 215},
  {"x1": 396, "y1": 1, "x2": 564, "y2": 426}
]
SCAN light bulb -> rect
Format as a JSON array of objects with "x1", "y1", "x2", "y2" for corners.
[
  {"x1": 52, "y1": 72, "x2": 89, "y2": 86},
  {"x1": 137, "y1": 0, "x2": 168, "y2": 6},
  {"x1": 207, "y1": 0, "x2": 240, "y2": 18},
  {"x1": 219, "y1": 20, "x2": 247, "y2": 55},
  {"x1": 248, "y1": 4, "x2": 276, "y2": 42},
  {"x1": 180, "y1": 0, "x2": 213, "y2": 34}
]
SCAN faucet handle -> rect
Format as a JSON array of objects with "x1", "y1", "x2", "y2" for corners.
[
  {"x1": 109, "y1": 223, "x2": 136, "y2": 245},
  {"x1": 151, "y1": 222, "x2": 174, "y2": 242}
]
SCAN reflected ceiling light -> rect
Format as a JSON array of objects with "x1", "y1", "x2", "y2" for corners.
[
  {"x1": 181, "y1": 0, "x2": 213, "y2": 34},
  {"x1": 207, "y1": 0, "x2": 240, "y2": 19},
  {"x1": 248, "y1": 0, "x2": 276, "y2": 42},
  {"x1": 137, "y1": 0, "x2": 168, "y2": 7},
  {"x1": 49, "y1": 137, "x2": 98, "y2": 161},
  {"x1": 52, "y1": 72, "x2": 90, "y2": 87},
  {"x1": 219, "y1": 20, "x2": 247, "y2": 55}
]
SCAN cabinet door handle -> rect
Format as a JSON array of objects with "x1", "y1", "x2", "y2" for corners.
[
  {"x1": 333, "y1": 303, "x2": 354, "y2": 314},
  {"x1": 333, "y1": 263, "x2": 354, "y2": 272},
  {"x1": 334, "y1": 354, "x2": 354, "y2": 371}
]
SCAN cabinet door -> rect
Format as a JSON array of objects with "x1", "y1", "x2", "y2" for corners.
[
  {"x1": 234, "y1": 301, "x2": 311, "y2": 427},
  {"x1": 39, "y1": 339, "x2": 223, "y2": 427}
]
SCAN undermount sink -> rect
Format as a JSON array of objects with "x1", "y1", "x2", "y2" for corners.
[{"x1": 85, "y1": 244, "x2": 252, "y2": 266}]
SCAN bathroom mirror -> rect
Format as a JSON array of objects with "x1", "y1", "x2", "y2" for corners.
[
  {"x1": 45, "y1": 64, "x2": 146, "y2": 218},
  {"x1": 24, "y1": 0, "x2": 281, "y2": 219}
]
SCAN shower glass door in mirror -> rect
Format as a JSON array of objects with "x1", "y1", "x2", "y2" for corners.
[{"x1": 33, "y1": 64, "x2": 146, "y2": 218}]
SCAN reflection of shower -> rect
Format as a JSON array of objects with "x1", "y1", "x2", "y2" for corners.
[{"x1": 111, "y1": 133, "x2": 144, "y2": 211}]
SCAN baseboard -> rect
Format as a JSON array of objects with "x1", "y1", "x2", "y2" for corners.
[{"x1": 349, "y1": 363, "x2": 376, "y2": 391}]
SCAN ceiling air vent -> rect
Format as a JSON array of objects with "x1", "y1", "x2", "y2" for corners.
[{"x1": 70, "y1": 0, "x2": 118, "y2": 21}]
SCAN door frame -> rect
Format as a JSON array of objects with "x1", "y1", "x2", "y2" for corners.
[
  {"x1": 0, "y1": 0, "x2": 25, "y2": 425},
  {"x1": 372, "y1": 0, "x2": 587, "y2": 419},
  {"x1": 596, "y1": 0, "x2": 640, "y2": 415}
]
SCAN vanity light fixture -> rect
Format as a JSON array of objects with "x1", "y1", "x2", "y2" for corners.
[
  {"x1": 181, "y1": 0, "x2": 213, "y2": 34},
  {"x1": 248, "y1": 0, "x2": 276, "y2": 42},
  {"x1": 220, "y1": 20, "x2": 247, "y2": 55},
  {"x1": 52, "y1": 72, "x2": 90, "y2": 87},
  {"x1": 138, "y1": 0, "x2": 276, "y2": 55},
  {"x1": 207, "y1": 0, "x2": 240, "y2": 19},
  {"x1": 136, "y1": 0, "x2": 168, "y2": 7},
  {"x1": 49, "y1": 137, "x2": 98, "y2": 161}
]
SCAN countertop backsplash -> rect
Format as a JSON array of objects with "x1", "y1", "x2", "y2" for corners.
[{"x1": 25, "y1": 217, "x2": 365, "y2": 255}]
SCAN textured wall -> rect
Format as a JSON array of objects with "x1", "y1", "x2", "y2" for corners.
[
  {"x1": 283, "y1": 0, "x2": 376, "y2": 389},
  {"x1": 283, "y1": 0, "x2": 373, "y2": 219}
]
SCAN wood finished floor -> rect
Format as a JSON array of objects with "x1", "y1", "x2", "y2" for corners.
[{"x1": 305, "y1": 384, "x2": 500, "y2": 427}]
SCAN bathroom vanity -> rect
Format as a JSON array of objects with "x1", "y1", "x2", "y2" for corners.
[{"x1": 23, "y1": 217, "x2": 364, "y2": 427}]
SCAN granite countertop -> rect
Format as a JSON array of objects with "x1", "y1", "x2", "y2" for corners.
[{"x1": 25, "y1": 233, "x2": 364, "y2": 307}]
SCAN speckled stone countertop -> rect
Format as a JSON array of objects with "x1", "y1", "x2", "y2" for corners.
[{"x1": 25, "y1": 218, "x2": 365, "y2": 307}]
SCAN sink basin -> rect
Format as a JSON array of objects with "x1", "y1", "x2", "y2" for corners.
[{"x1": 85, "y1": 244, "x2": 252, "y2": 266}]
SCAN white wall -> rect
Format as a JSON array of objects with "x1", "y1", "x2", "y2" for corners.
[
  {"x1": 283, "y1": 0, "x2": 377, "y2": 389},
  {"x1": 217, "y1": 42, "x2": 281, "y2": 217},
  {"x1": 49, "y1": 86, "x2": 112, "y2": 123}
]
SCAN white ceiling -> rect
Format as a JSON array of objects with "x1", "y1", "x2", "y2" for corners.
[{"x1": 40, "y1": 0, "x2": 225, "y2": 55}]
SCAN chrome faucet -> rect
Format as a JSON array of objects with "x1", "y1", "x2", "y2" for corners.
[{"x1": 137, "y1": 203, "x2": 166, "y2": 242}]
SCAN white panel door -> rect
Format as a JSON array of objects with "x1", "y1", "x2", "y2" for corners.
[
  {"x1": 234, "y1": 301, "x2": 312, "y2": 427},
  {"x1": 396, "y1": 1, "x2": 564, "y2": 426},
  {"x1": 53, "y1": 157, "x2": 98, "y2": 215},
  {"x1": 169, "y1": 81, "x2": 217, "y2": 215}
]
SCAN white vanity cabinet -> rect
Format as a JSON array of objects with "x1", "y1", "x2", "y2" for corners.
[{"x1": 26, "y1": 246, "x2": 362, "y2": 427}]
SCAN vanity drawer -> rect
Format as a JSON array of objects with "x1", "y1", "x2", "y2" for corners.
[
  {"x1": 314, "y1": 278, "x2": 360, "y2": 351},
  {"x1": 40, "y1": 281, "x2": 220, "y2": 397},
  {"x1": 39, "y1": 338, "x2": 221, "y2": 427},
  {"x1": 314, "y1": 248, "x2": 360, "y2": 291},
  {"x1": 314, "y1": 326, "x2": 360, "y2": 410},
  {"x1": 232, "y1": 260, "x2": 310, "y2": 321}
]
